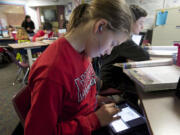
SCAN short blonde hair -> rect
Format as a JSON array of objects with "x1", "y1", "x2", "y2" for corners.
[
  {"x1": 16, "y1": 28, "x2": 29, "y2": 40},
  {"x1": 68, "y1": 0, "x2": 133, "y2": 36}
]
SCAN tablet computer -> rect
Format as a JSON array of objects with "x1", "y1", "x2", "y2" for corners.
[{"x1": 109, "y1": 103, "x2": 146, "y2": 134}]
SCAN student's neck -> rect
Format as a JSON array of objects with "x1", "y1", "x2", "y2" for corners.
[{"x1": 65, "y1": 28, "x2": 88, "y2": 53}]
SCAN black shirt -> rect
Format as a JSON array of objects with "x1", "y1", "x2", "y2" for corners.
[
  {"x1": 21, "y1": 20, "x2": 35, "y2": 34},
  {"x1": 100, "y1": 39, "x2": 150, "y2": 90}
]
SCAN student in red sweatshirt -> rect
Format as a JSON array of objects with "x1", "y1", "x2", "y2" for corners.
[
  {"x1": 24, "y1": 0, "x2": 133, "y2": 135},
  {"x1": 32, "y1": 22, "x2": 53, "y2": 42}
]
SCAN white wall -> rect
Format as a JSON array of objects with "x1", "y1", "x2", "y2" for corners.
[{"x1": 126, "y1": 0, "x2": 180, "y2": 30}]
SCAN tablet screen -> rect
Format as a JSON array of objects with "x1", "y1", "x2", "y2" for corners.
[
  {"x1": 132, "y1": 34, "x2": 143, "y2": 46},
  {"x1": 110, "y1": 106, "x2": 141, "y2": 133},
  {"x1": 117, "y1": 107, "x2": 140, "y2": 122},
  {"x1": 111, "y1": 119, "x2": 129, "y2": 133}
]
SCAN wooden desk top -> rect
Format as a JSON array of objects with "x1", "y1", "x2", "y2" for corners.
[
  {"x1": 123, "y1": 65, "x2": 180, "y2": 92},
  {"x1": 138, "y1": 90, "x2": 180, "y2": 135},
  {"x1": 42, "y1": 40, "x2": 55, "y2": 45},
  {"x1": 8, "y1": 41, "x2": 50, "y2": 49},
  {"x1": 120, "y1": 56, "x2": 180, "y2": 135}
]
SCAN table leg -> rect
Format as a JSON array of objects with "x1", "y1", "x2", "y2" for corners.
[{"x1": 26, "y1": 48, "x2": 33, "y2": 67}]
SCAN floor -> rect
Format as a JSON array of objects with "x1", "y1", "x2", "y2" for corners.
[{"x1": 0, "y1": 63, "x2": 22, "y2": 135}]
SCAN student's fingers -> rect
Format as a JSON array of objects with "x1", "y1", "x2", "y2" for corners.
[
  {"x1": 109, "y1": 107, "x2": 120, "y2": 116},
  {"x1": 104, "y1": 103, "x2": 116, "y2": 107},
  {"x1": 112, "y1": 116, "x2": 121, "y2": 121},
  {"x1": 106, "y1": 98, "x2": 116, "y2": 104}
]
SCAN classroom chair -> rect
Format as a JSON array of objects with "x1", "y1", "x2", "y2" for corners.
[
  {"x1": 12, "y1": 86, "x2": 31, "y2": 127},
  {"x1": 5, "y1": 49, "x2": 29, "y2": 85},
  {"x1": 0, "y1": 48, "x2": 11, "y2": 64}
]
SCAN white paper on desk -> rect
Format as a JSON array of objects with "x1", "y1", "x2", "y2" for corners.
[
  {"x1": 137, "y1": 66, "x2": 180, "y2": 84},
  {"x1": 114, "y1": 107, "x2": 140, "y2": 122},
  {"x1": 148, "y1": 50, "x2": 177, "y2": 56},
  {"x1": 110, "y1": 119, "x2": 129, "y2": 132}
]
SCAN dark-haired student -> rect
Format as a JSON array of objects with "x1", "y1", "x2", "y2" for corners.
[
  {"x1": 99, "y1": 5, "x2": 150, "y2": 102},
  {"x1": 24, "y1": 0, "x2": 133, "y2": 135},
  {"x1": 32, "y1": 22, "x2": 53, "y2": 42}
]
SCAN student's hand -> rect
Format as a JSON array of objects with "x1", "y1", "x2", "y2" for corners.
[
  {"x1": 43, "y1": 34, "x2": 48, "y2": 39},
  {"x1": 35, "y1": 36, "x2": 46, "y2": 41},
  {"x1": 97, "y1": 95, "x2": 115, "y2": 106},
  {"x1": 27, "y1": 27, "x2": 30, "y2": 31},
  {"x1": 95, "y1": 103, "x2": 120, "y2": 127}
]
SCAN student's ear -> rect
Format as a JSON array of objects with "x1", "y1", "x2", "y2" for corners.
[{"x1": 93, "y1": 19, "x2": 108, "y2": 34}]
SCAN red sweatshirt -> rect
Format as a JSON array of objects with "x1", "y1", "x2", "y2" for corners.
[
  {"x1": 24, "y1": 37, "x2": 100, "y2": 135},
  {"x1": 32, "y1": 30, "x2": 53, "y2": 42}
]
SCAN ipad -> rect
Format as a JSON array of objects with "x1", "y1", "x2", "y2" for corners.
[{"x1": 109, "y1": 103, "x2": 146, "y2": 134}]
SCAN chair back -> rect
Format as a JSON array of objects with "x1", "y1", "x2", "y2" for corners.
[{"x1": 12, "y1": 86, "x2": 31, "y2": 127}]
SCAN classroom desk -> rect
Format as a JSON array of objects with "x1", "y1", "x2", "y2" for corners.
[
  {"x1": 0, "y1": 37, "x2": 14, "y2": 41},
  {"x1": 8, "y1": 41, "x2": 50, "y2": 67},
  {"x1": 137, "y1": 86, "x2": 180, "y2": 135},
  {"x1": 119, "y1": 59, "x2": 180, "y2": 135},
  {"x1": 0, "y1": 37, "x2": 16, "y2": 46}
]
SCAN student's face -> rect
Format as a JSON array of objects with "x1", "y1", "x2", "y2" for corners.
[
  {"x1": 86, "y1": 27, "x2": 128, "y2": 57},
  {"x1": 44, "y1": 30, "x2": 51, "y2": 34},
  {"x1": 133, "y1": 17, "x2": 146, "y2": 34},
  {"x1": 27, "y1": 18, "x2": 31, "y2": 23}
]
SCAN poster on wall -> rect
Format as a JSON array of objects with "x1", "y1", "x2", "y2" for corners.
[
  {"x1": 65, "y1": 2, "x2": 73, "y2": 20},
  {"x1": 155, "y1": 11, "x2": 168, "y2": 25}
]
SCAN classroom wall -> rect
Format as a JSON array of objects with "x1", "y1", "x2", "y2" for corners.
[
  {"x1": 0, "y1": 0, "x2": 77, "y2": 30},
  {"x1": 6, "y1": 13, "x2": 25, "y2": 26},
  {"x1": 0, "y1": 4, "x2": 25, "y2": 28},
  {"x1": 126, "y1": 0, "x2": 180, "y2": 30},
  {"x1": 26, "y1": 0, "x2": 71, "y2": 31}
]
